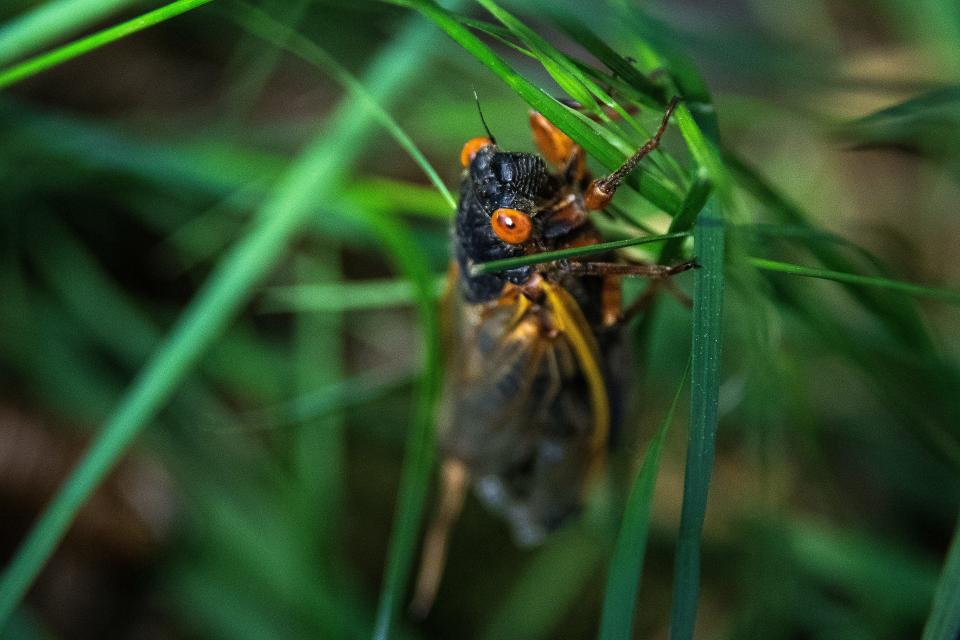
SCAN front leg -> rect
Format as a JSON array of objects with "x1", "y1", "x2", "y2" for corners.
[
  {"x1": 557, "y1": 259, "x2": 697, "y2": 278},
  {"x1": 584, "y1": 97, "x2": 680, "y2": 210}
]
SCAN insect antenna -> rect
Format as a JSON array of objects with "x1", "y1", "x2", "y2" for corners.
[{"x1": 473, "y1": 90, "x2": 497, "y2": 145}]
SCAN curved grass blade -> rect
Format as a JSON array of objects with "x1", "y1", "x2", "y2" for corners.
[
  {"x1": 838, "y1": 85, "x2": 960, "y2": 170},
  {"x1": 748, "y1": 257, "x2": 960, "y2": 305},
  {"x1": 605, "y1": 2, "x2": 718, "y2": 142},
  {"x1": 472, "y1": 231, "x2": 691, "y2": 275},
  {"x1": 922, "y1": 515, "x2": 960, "y2": 640},
  {"x1": 0, "y1": 15, "x2": 443, "y2": 628},
  {"x1": 228, "y1": 0, "x2": 457, "y2": 211},
  {"x1": 725, "y1": 150, "x2": 934, "y2": 350},
  {"x1": 658, "y1": 172, "x2": 711, "y2": 263},
  {"x1": 369, "y1": 212, "x2": 442, "y2": 640},
  {"x1": 0, "y1": 0, "x2": 139, "y2": 67},
  {"x1": 552, "y1": 20, "x2": 667, "y2": 107},
  {"x1": 669, "y1": 198, "x2": 725, "y2": 640},
  {"x1": 262, "y1": 276, "x2": 446, "y2": 313},
  {"x1": 0, "y1": 0, "x2": 214, "y2": 90},
  {"x1": 599, "y1": 362, "x2": 689, "y2": 640}
]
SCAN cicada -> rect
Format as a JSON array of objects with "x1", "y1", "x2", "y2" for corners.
[{"x1": 412, "y1": 98, "x2": 693, "y2": 613}]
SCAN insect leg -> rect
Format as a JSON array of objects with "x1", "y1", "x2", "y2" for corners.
[
  {"x1": 410, "y1": 459, "x2": 470, "y2": 618},
  {"x1": 556, "y1": 259, "x2": 697, "y2": 278},
  {"x1": 601, "y1": 274, "x2": 623, "y2": 328},
  {"x1": 584, "y1": 97, "x2": 680, "y2": 210},
  {"x1": 623, "y1": 279, "x2": 694, "y2": 322}
]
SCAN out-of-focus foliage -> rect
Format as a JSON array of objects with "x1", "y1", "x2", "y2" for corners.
[{"x1": 0, "y1": 0, "x2": 958, "y2": 638}]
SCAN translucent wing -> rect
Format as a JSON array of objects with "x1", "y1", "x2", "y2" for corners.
[{"x1": 437, "y1": 275, "x2": 616, "y2": 545}]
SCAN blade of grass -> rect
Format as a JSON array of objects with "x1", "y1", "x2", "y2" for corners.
[
  {"x1": 228, "y1": 0, "x2": 457, "y2": 211},
  {"x1": 921, "y1": 515, "x2": 960, "y2": 640},
  {"x1": 232, "y1": 366, "x2": 413, "y2": 432},
  {"x1": 218, "y1": 0, "x2": 313, "y2": 127},
  {"x1": 0, "y1": 0, "x2": 214, "y2": 90},
  {"x1": 552, "y1": 20, "x2": 667, "y2": 106},
  {"x1": 725, "y1": 149, "x2": 935, "y2": 350},
  {"x1": 476, "y1": 1, "x2": 642, "y2": 136},
  {"x1": 787, "y1": 518, "x2": 939, "y2": 615},
  {"x1": 0, "y1": 0, "x2": 141, "y2": 67},
  {"x1": 670, "y1": 198, "x2": 725, "y2": 640},
  {"x1": 748, "y1": 257, "x2": 960, "y2": 305},
  {"x1": 262, "y1": 276, "x2": 446, "y2": 313},
  {"x1": 291, "y1": 250, "x2": 345, "y2": 561},
  {"x1": 0, "y1": 14, "x2": 443, "y2": 628},
  {"x1": 599, "y1": 362, "x2": 689, "y2": 640},
  {"x1": 471, "y1": 231, "x2": 691, "y2": 275},
  {"x1": 368, "y1": 209, "x2": 444, "y2": 640},
  {"x1": 474, "y1": 0, "x2": 595, "y2": 115},
  {"x1": 659, "y1": 171, "x2": 711, "y2": 263},
  {"x1": 606, "y1": 1, "x2": 718, "y2": 141}
]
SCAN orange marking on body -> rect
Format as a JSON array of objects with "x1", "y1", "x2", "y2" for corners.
[
  {"x1": 460, "y1": 136, "x2": 492, "y2": 168},
  {"x1": 529, "y1": 111, "x2": 576, "y2": 167}
]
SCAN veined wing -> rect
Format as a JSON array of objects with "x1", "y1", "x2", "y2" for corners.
[{"x1": 437, "y1": 276, "x2": 612, "y2": 544}]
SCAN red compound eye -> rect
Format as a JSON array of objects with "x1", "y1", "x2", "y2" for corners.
[{"x1": 491, "y1": 208, "x2": 532, "y2": 244}]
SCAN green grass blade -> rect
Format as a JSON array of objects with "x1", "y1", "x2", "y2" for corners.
[
  {"x1": 0, "y1": 15, "x2": 442, "y2": 628},
  {"x1": 922, "y1": 515, "x2": 960, "y2": 640},
  {"x1": 607, "y1": 2, "x2": 718, "y2": 141},
  {"x1": 0, "y1": 0, "x2": 213, "y2": 89},
  {"x1": 369, "y1": 209, "x2": 443, "y2": 640},
  {"x1": 669, "y1": 198, "x2": 725, "y2": 640},
  {"x1": 0, "y1": 0, "x2": 140, "y2": 67},
  {"x1": 228, "y1": 1, "x2": 457, "y2": 211},
  {"x1": 472, "y1": 231, "x2": 691, "y2": 275},
  {"x1": 552, "y1": 19, "x2": 667, "y2": 106},
  {"x1": 476, "y1": 0, "x2": 647, "y2": 139},
  {"x1": 659, "y1": 172, "x2": 711, "y2": 263},
  {"x1": 262, "y1": 276, "x2": 446, "y2": 313},
  {"x1": 234, "y1": 367, "x2": 412, "y2": 432},
  {"x1": 291, "y1": 251, "x2": 346, "y2": 561},
  {"x1": 725, "y1": 149, "x2": 935, "y2": 350},
  {"x1": 748, "y1": 257, "x2": 960, "y2": 305},
  {"x1": 599, "y1": 362, "x2": 689, "y2": 640}
]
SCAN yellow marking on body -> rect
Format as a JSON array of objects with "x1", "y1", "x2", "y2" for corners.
[
  {"x1": 540, "y1": 282, "x2": 610, "y2": 470},
  {"x1": 506, "y1": 291, "x2": 532, "y2": 329}
]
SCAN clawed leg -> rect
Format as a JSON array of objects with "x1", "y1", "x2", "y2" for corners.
[
  {"x1": 557, "y1": 258, "x2": 697, "y2": 278},
  {"x1": 573, "y1": 260, "x2": 697, "y2": 328},
  {"x1": 584, "y1": 97, "x2": 680, "y2": 210}
]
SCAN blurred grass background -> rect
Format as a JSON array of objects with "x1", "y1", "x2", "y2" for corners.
[{"x1": 0, "y1": 0, "x2": 959, "y2": 638}]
